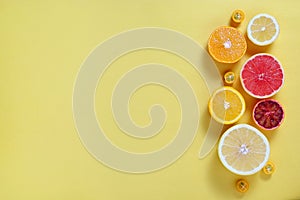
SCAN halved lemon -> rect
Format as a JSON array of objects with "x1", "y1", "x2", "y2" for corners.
[
  {"x1": 247, "y1": 13, "x2": 280, "y2": 46},
  {"x1": 208, "y1": 86, "x2": 245, "y2": 124},
  {"x1": 218, "y1": 124, "x2": 270, "y2": 176}
]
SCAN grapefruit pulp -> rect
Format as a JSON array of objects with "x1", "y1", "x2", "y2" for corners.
[{"x1": 240, "y1": 53, "x2": 284, "y2": 98}]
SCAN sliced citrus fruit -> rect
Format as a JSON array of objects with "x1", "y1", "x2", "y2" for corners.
[
  {"x1": 208, "y1": 86, "x2": 245, "y2": 124},
  {"x1": 263, "y1": 161, "x2": 275, "y2": 175},
  {"x1": 218, "y1": 124, "x2": 270, "y2": 176},
  {"x1": 231, "y1": 9, "x2": 245, "y2": 24},
  {"x1": 224, "y1": 71, "x2": 235, "y2": 84},
  {"x1": 208, "y1": 26, "x2": 247, "y2": 63},
  {"x1": 236, "y1": 179, "x2": 249, "y2": 193},
  {"x1": 253, "y1": 99, "x2": 284, "y2": 130},
  {"x1": 240, "y1": 53, "x2": 284, "y2": 98},
  {"x1": 247, "y1": 13, "x2": 280, "y2": 46}
]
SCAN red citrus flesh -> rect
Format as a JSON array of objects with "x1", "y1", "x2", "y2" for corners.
[
  {"x1": 253, "y1": 99, "x2": 284, "y2": 130},
  {"x1": 240, "y1": 54, "x2": 284, "y2": 98}
]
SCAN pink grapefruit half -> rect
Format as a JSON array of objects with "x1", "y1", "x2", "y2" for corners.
[
  {"x1": 253, "y1": 99, "x2": 284, "y2": 130},
  {"x1": 240, "y1": 53, "x2": 284, "y2": 98}
]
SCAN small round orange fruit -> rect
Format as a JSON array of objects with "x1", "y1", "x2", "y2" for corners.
[
  {"x1": 232, "y1": 9, "x2": 245, "y2": 24},
  {"x1": 263, "y1": 161, "x2": 276, "y2": 175},
  {"x1": 224, "y1": 71, "x2": 235, "y2": 84},
  {"x1": 236, "y1": 179, "x2": 249, "y2": 193}
]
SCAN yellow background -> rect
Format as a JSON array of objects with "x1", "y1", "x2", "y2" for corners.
[{"x1": 1, "y1": 0, "x2": 300, "y2": 199}]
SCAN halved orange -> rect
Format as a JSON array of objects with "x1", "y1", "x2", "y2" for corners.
[
  {"x1": 208, "y1": 86, "x2": 245, "y2": 124},
  {"x1": 208, "y1": 26, "x2": 247, "y2": 63}
]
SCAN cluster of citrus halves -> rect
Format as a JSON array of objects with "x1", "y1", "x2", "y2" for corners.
[{"x1": 207, "y1": 10, "x2": 284, "y2": 193}]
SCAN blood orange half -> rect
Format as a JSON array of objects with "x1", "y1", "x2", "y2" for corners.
[
  {"x1": 240, "y1": 53, "x2": 284, "y2": 98},
  {"x1": 253, "y1": 99, "x2": 284, "y2": 130}
]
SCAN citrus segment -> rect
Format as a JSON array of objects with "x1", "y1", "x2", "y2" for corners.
[
  {"x1": 240, "y1": 53, "x2": 284, "y2": 98},
  {"x1": 218, "y1": 124, "x2": 270, "y2": 176},
  {"x1": 208, "y1": 86, "x2": 245, "y2": 124},
  {"x1": 208, "y1": 26, "x2": 247, "y2": 63},
  {"x1": 247, "y1": 13, "x2": 280, "y2": 46},
  {"x1": 253, "y1": 99, "x2": 284, "y2": 130}
]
